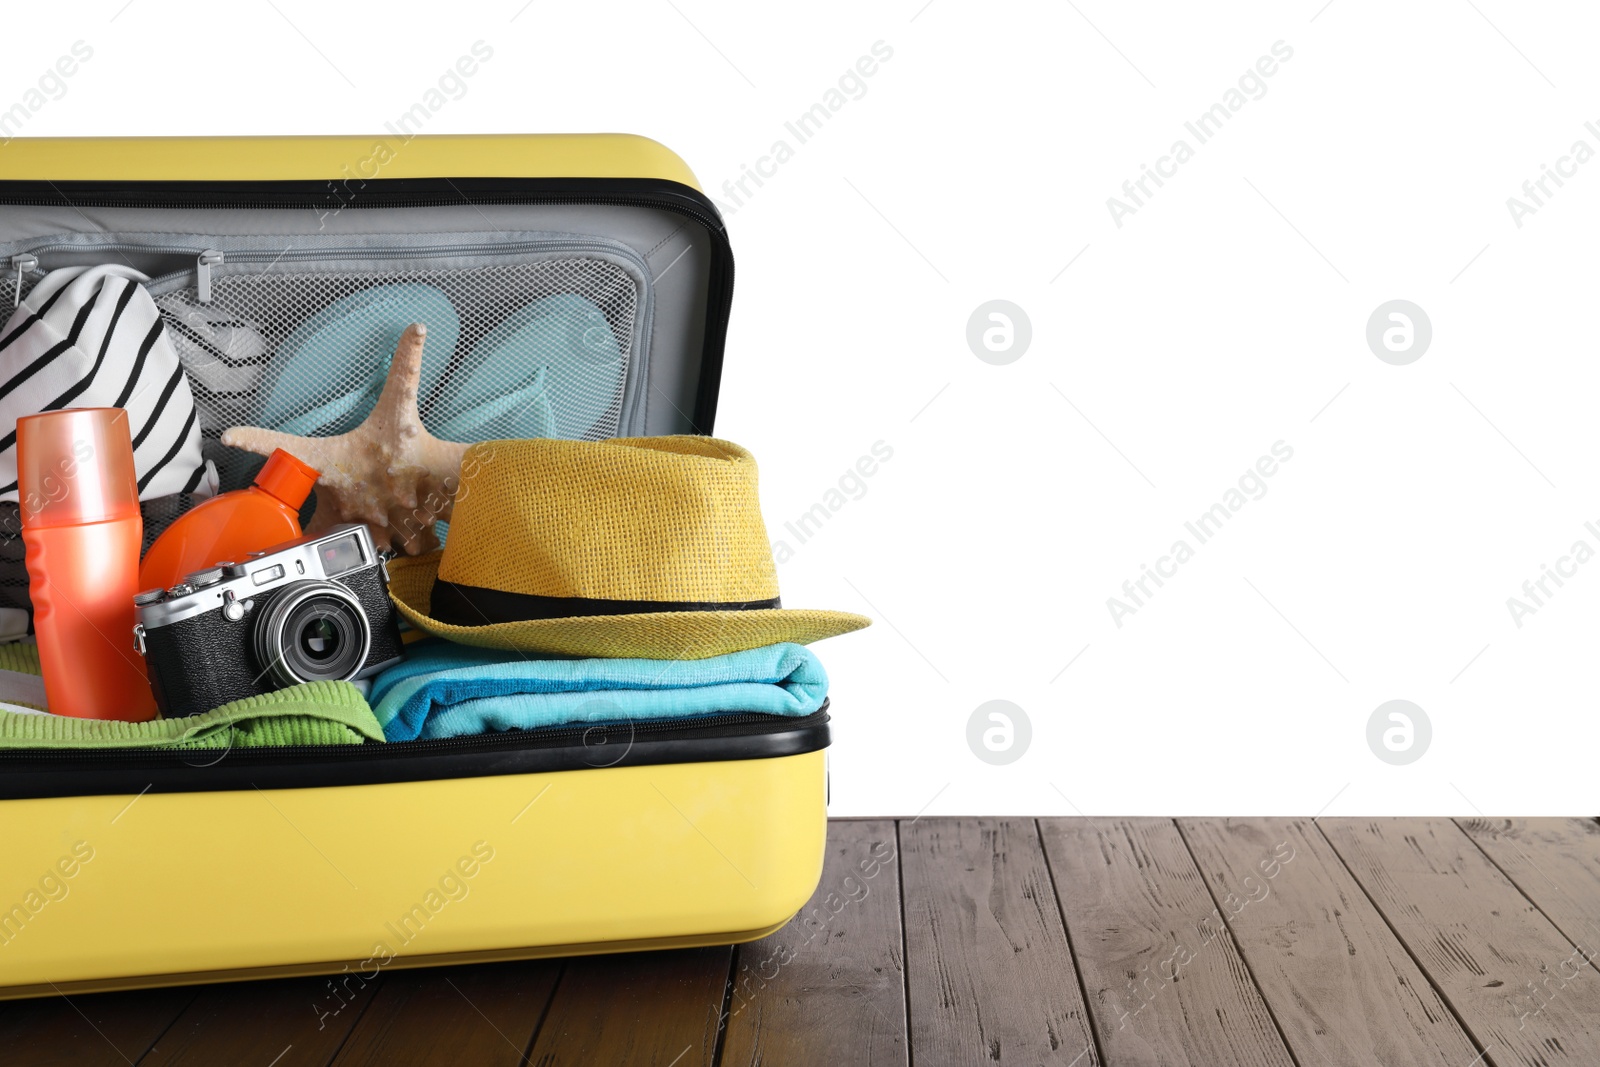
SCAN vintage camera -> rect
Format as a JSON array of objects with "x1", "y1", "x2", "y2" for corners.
[{"x1": 134, "y1": 524, "x2": 406, "y2": 718}]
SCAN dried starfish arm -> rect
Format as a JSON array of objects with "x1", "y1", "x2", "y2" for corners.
[{"x1": 222, "y1": 323, "x2": 469, "y2": 555}]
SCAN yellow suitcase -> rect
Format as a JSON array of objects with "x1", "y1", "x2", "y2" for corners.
[{"x1": 0, "y1": 135, "x2": 828, "y2": 999}]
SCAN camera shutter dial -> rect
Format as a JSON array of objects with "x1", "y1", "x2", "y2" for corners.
[{"x1": 185, "y1": 567, "x2": 226, "y2": 588}]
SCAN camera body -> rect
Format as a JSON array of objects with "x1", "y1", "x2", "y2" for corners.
[{"x1": 134, "y1": 524, "x2": 405, "y2": 718}]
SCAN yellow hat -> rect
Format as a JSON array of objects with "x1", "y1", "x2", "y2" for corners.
[{"x1": 386, "y1": 436, "x2": 871, "y2": 659}]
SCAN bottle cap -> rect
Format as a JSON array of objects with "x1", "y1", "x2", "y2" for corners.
[
  {"x1": 16, "y1": 408, "x2": 141, "y2": 528},
  {"x1": 253, "y1": 449, "x2": 320, "y2": 509}
]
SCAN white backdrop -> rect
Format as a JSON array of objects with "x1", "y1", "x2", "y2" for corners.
[{"x1": 5, "y1": 0, "x2": 1596, "y2": 815}]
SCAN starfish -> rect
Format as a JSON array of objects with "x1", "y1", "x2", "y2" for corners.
[{"x1": 222, "y1": 323, "x2": 468, "y2": 555}]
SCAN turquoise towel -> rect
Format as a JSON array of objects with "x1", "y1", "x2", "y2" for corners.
[{"x1": 369, "y1": 640, "x2": 828, "y2": 742}]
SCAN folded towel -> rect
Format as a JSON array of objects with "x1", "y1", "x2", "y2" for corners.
[
  {"x1": 0, "y1": 638, "x2": 40, "y2": 674},
  {"x1": 0, "y1": 639, "x2": 47, "y2": 711},
  {"x1": 0, "y1": 679, "x2": 384, "y2": 748},
  {"x1": 370, "y1": 640, "x2": 829, "y2": 742}
]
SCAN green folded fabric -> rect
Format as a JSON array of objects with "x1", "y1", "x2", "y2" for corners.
[
  {"x1": 0, "y1": 641, "x2": 47, "y2": 710},
  {"x1": 0, "y1": 640, "x2": 40, "y2": 675},
  {"x1": 0, "y1": 679, "x2": 385, "y2": 749}
]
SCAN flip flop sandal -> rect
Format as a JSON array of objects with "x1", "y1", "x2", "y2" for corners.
[
  {"x1": 433, "y1": 293, "x2": 621, "y2": 442},
  {"x1": 258, "y1": 283, "x2": 460, "y2": 437},
  {"x1": 432, "y1": 364, "x2": 555, "y2": 443},
  {"x1": 156, "y1": 296, "x2": 270, "y2": 427}
]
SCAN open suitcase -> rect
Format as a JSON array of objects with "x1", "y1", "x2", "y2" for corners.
[{"x1": 0, "y1": 135, "x2": 830, "y2": 998}]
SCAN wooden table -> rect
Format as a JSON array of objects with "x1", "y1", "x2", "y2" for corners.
[{"x1": 4, "y1": 817, "x2": 1598, "y2": 1065}]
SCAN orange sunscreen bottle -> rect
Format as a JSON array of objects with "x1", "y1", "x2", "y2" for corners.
[
  {"x1": 18, "y1": 408, "x2": 157, "y2": 720},
  {"x1": 138, "y1": 448, "x2": 319, "y2": 592}
]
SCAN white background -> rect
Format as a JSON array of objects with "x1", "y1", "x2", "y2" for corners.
[{"x1": 4, "y1": 0, "x2": 1596, "y2": 816}]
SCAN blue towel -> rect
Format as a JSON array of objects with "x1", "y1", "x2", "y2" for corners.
[{"x1": 369, "y1": 640, "x2": 828, "y2": 742}]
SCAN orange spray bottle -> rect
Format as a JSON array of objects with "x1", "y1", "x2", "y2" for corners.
[
  {"x1": 18, "y1": 408, "x2": 157, "y2": 720},
  {"x1": 139, "y1": 448, "x2": 319, "y2": 593}
]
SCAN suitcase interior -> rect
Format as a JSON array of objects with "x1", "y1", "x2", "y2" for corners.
[{"x1": 0, "y1": 136, "x2": 829, "y2": 998}]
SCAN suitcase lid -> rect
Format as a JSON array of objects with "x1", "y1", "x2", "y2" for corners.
[
  {"x1": 0, "y1": 134, "x2": 732, "y2": 436},
  {"x1": 0, "y1": 133, "x2": 705, "y2": 185}
]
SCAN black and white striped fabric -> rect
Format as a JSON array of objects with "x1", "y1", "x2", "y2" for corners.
[{"x1": 0, "y1": 264, "x2": 214, "y2": 502}]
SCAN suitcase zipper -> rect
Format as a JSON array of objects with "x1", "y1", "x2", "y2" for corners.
[
  {"x1": 0, "y1": 707, "x2": 828, "y2": 768},
  {"x1": 195, "y1": 248, "x2": 223, "y2": 301},
  {"x1": 16, "y1": 236, "x2": 653, "y2": 304},
  {"x1": 0, "y1": 181, "x2": 728, "y2": 239},
  {"x1": 9, "y1": 253, "x2": 35, "y2": 304},
  {"x1": 0, "y1": 704, "x2": 828, "y2": 798}
]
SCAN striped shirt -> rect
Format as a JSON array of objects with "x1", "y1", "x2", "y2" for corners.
[{"x1": 0, "y1": 264, "x2": 212, "y2": 502}]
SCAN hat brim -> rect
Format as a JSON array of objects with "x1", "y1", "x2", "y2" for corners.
[{"x1": 386, "y1": 553, "x2": 871, "y2": 660}]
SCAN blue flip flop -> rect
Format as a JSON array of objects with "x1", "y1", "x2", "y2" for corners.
[
  {"x1": 433, "y1": 293, "x2": 622, "y2": 442},
  {"x1": 436, "y1": 364, "x2": 555, "y2": 442},
  {"x1": 259, "y1": 283, "x2": 460, "y2": 436}
]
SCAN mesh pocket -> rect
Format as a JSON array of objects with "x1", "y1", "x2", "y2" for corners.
[{"x1": 159, "y1": 255, "x2": 642, "y2": 495}]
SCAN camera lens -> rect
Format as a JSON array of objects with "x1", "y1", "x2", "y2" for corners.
[
  {"x1": 300, "y1": 617, "x2": 341, "y2": 660},
  {"x1": 252, "y1": 580, "x2": 371, "y2": 688}
]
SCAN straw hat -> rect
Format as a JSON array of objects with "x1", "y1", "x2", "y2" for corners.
[{"x1": 386, "y1": 436, "x2": 870, "y2": 659}]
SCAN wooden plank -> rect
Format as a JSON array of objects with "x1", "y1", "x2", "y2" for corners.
[
  {"x1": 140, "y1": 975, "x2": 381, "y2": 1067},
  {"x1": 1039, "y1": 818, "x2": 1293, "y2": 1066},
  {"x1": 1459, "y1": 818, "x2": 1600, "y2": 952},
  {"x1": 1180, "y1": 818, "x2": 1486, "y2": 1067},
  {"x1": 0, "y1": 987, "x2": 195, "y2": 1067},
  {"x1": 526, "y1": 947, "x2": 730, "y2": 1067},
  {"x1": 1322, "y1": 817, "x2": 1600, "y2": 1065},
  {"x1": 332, "y1": 960, "x2": 559, "y2": 1067},
  {"x1": 898, "y1": 817, "x2": 1099, "y2": 1066},
  {"x1": 719, "y1": 819, "x2": 907, "y2": 1067}
]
